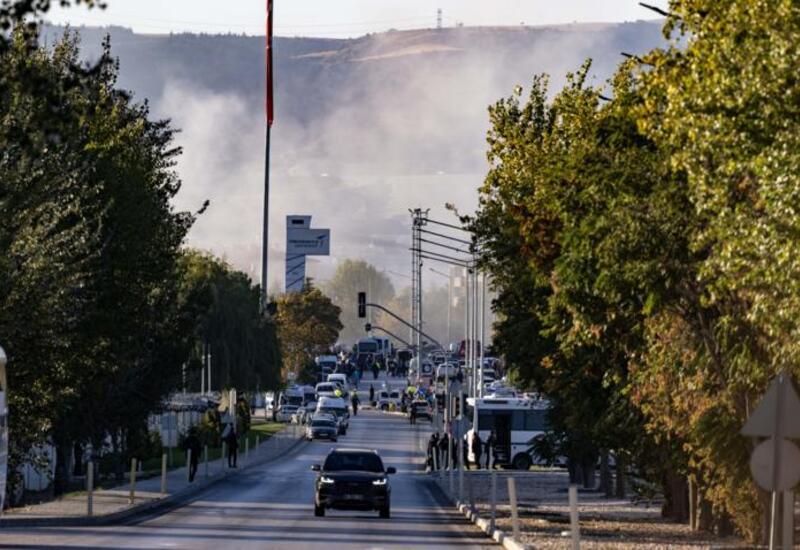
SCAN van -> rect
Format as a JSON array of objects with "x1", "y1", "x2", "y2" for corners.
[{"x1": 327, "y1": 373, "x2": 349, "y2": 392}]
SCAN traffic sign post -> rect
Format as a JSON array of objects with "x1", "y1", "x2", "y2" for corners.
[{"x1": 741, "y1": 372, "x2": 800, "y2": 550}]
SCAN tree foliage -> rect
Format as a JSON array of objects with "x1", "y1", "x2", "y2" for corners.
[
  {"x1": 325, "y1": 259, "x2": 394, "y2": 344},
  {"x1": 470, "y1": 0, "x2": 800, "y2": 541},
  {"x1": 276, "y1": 285, "x2": 342, "y2": 379}
]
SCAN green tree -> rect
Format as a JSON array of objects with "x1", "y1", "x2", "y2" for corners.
[
  {"x1": 276, "y1": 285, "x2": 343, "y2": 379},
  {"x1": 178, "y1": 250, "x2": 282, "y2": 393},
  {"x1": 325, "y1": 259, "x2": 394, "y2": 344}
]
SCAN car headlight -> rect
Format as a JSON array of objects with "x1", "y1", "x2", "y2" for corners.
[
  {"x1": 320, "y1": 476, "x2": 335, "y2": 484},
  {"x1": 372, "y1": 478, "x2": 388, "y2": 486}
]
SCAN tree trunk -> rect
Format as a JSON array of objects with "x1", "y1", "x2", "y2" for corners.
[
  {"x1": 615, "y1": 454, "x2": 626, "y2": 499},
  {"x1": 53, "y1": 440, "x2": 74, "y2": 496},
  {"x1": 582, "y1": 457, "x2": 597, "y2": 490},
  {"x1": 661, "y1": 468, "x2": 688, "y2": 521},
  {"x1": 689, "y1": 475, "x2": 698, "y2": 530},
  {"x1": 599, "y1": 451, "x2": 613, "y2": 497},
  {"x1": 698, "y1": 497, "x2": 714, "y2": 532}
]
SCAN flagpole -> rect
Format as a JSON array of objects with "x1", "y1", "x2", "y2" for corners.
[{"x1": 261, "y1": 0, "x2": 274, "y2": 314}]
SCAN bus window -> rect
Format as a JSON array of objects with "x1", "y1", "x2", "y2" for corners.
[
  {"x1": 525, "y1": 410, "x2": 548, "y2": 430},
  {"x1": 478, "y1": 411, "x2": 494, "y2": 431}
]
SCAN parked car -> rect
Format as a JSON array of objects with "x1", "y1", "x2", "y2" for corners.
[
  {"x1": 312, "y1": 448, "x2": 396, "y2": 518},
  {"x1": 306, "y1": 417, "x2": 338, "y2": 442}
]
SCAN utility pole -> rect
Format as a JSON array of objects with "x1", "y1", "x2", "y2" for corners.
[{"x1": 410, "y1": 209, "x2": 428, "y2": 362}]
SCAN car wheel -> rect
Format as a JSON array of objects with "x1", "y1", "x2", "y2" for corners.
[
  {"x1": 314, "y1": 504, "x2": 325, "y2": 517},
  {"x1": 512, "y1": 453, "x2": 533, "y2": 471},
  {"x1": 379, "y1": 505, "x2": 390, "y2": 519}
]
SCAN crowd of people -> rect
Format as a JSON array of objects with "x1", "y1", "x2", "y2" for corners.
[{"x1": 426, "y1": 429, "x2": 498, "y2": 471}]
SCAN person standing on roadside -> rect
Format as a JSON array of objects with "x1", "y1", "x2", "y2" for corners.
[
  {"x1": 471, "y1": 432, "x2": 483, "y2": 471},
  {"x1": 183, "y1": 427, "x2": 202, "y2": 482},
  {"x1": 438, "y1": 433, "x2": 449, "y2": 469},
  {"x1": 224, "y1": 424, "x2": 239, "y2": 468},
  {"x1": 427, "y1": 433, "x2": 440, "y2": 470},
  {"x1": 369, "y1": 384, "x2": 375, "y2": 404},
  {"x1": 485, "y1": 429, "x2": 497, "y2": 469}
]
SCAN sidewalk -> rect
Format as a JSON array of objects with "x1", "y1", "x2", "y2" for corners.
[{"x1": 1, "y1": 423, "x2": 305, "y2": 527}]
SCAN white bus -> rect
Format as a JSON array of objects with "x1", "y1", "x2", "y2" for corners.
[{"x1": 466, "y1": 396, "x2": 551, "y2": 470}]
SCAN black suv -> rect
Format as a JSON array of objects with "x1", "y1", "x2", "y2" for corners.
[{"x1": 311, "y1": 448, "x2": 396, "y2": 518}]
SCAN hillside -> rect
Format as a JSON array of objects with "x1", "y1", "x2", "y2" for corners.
[{"x1": 40, "y1": 22, "x2": 667, "y2": 284}]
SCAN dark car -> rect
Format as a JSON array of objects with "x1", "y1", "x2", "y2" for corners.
[
  {"x1": 312, "y1": 448, "x2": 396, "y2": 518},
  {"x1": 306, "y1": 418, "x2": 338, "y2": 441}
]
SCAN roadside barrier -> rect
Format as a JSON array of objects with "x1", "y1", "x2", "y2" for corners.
[{"x1": 129, "y1": 458, "x2": 137, "y2": 504}]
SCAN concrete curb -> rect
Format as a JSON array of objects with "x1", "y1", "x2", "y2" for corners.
[
  {"x1": 433, "y1": 476, "x2": 530, "y2": 550},
  {"x1": 1, "y1": 434, "x2": 308, "y2": 528}
]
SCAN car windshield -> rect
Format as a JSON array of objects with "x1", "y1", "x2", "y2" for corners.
[
  {"x1": 311, "y1": 420, "x2": 335, "y2": 428},
  {"x1": 317, "y1": 384, "x2": 334, "y2": 392},
  {"x1": 318, "y1": 407, "x2": 343, "y2": 417},
  {"x1": 323, "y1": 452, "x2": 384, "y2": 473},
  {"x1": 284, "y1": 395, "x2": 303, "y2": 406}
]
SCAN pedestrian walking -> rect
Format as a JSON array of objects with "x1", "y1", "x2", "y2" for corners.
[
  {"x1": 369, "y1": 384, "x2": 375, "y2": 404},
  {"x1": 485, "y1": 429, "x2": 497, "y2": 469},
  {"x1": 351, "y1": 392, "x2": 360, "y2": 416},
  {"x1": 409, "y1": 404, "x2": 417, "y2": 425},
  {"x1": 183, "y1": 427, "x2": 202, "y2": 482},
  {"x1": 224, "y1": 424, "x2": 239, "y2": 468},
  {"x1": 427, "y1": 433, "x2": 439, "y2": 470},
  {"x1": 438, "y1": 433, "x2": 449, "y2": 469},
  {"x1": 471, "y1": 432, "x2": 483, "y2": 470}
]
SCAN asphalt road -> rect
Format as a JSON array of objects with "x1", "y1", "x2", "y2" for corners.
[{"x1": 1, "y1": 378, "x2": 494, "y2": 549}]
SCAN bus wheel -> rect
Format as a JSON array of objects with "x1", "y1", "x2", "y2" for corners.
[{"x1": 512, "y1": 453, "x2": 532, "y2": 471}]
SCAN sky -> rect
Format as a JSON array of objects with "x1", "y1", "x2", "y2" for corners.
[{"x1": 45, "y1": 0, "x2": 669, "y2": 37}]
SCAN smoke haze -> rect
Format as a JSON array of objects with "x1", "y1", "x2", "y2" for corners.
[{"x1": 42, "y1": 22, "x2": 666, "y2": 290}]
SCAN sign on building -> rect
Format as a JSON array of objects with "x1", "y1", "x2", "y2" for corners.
[{"x1": 285, "y1": 216, "x2": 330, "y2": 292}]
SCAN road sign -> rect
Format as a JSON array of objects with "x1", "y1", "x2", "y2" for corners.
[
  {"x1": 741, "y1": 372, "x2": 800, "y2": 492},
  {"x1": 749, "y1": 438, "x2": 800, "y2": 491},
  {"x1": 741, "y1": 374, "x2": 800, "y2": 438},
  {"x1": 287, "y1": 228, "x2": 330, "y2": 255}
]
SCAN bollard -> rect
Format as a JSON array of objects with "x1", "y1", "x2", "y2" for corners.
[
  {"x1": 245, "y1": 437, "x2": 249, "y2": 463},
  {"x1": 187, "y1": 449, "x2": 192, "y2": 482},
  {"x1": 569, "y1": 485, "x2": 580, "y2": 550},
  {"x1": 160, "y1": 453, "x2": 167, "y2": 494},
  {"x1": 86, "y1": 460, "x2": 94, "y2": 517},
  {"x1": 458, "y1": 442, "x2": 464, "y2": 502},
  {"x1": 129, "y1": 458, "x2": 137, "y2": 504},
  {"x1": 433, "y1": 447, "x2": 439, "y2": 471},
  {"x1": 490, "y1": 465, "x2": 497, "y2": 532},
  {"x1": 256, "y1": 435, "x2": 260, "y2": 450},
  {"x1": 222, "y1": 442, "x2": 227, "y2": 471},
  {"x1": 204, "y1": 445, "x2": 209, "y2": 478},
  {"x1": 508, "y1": 476, "x2": 520, "y2": 541},
  {"x1": 448, "y1": 438, "x2": 454, "y2": 498},
  {"x1": 783, "y1": 490, "x2": 794, "y2": 550}
]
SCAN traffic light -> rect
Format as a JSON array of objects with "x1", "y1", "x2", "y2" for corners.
[
  {"x1": 364, "y1": 323, "x2": 372, "y2": 332},
  {"x1": 358, "y1": 292, "x2": 366, "y2": 318}
]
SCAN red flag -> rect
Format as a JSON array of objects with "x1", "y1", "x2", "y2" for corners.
[{"x1": 265, "y1": 0, "x2": 274, "y2": 126}]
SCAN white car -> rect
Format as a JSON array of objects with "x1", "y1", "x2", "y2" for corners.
[
  {"x1": 316, "y1": 396, "x2": 350, "y2": 434},
  {"x1": 276, "y1": 404, "x2": 299, "y2": 423},
  {"x1": 315, "y1": 382, "x2": 339, "y2": 400},
  {"x1": 377, "y1": 390, "x2": 402, "y2": 411},
  {"x1": 327, "y1": 373, "x2": 349, "y2": 391}
]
